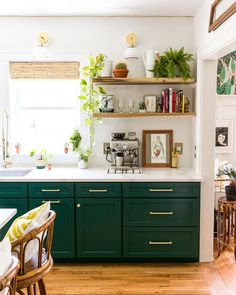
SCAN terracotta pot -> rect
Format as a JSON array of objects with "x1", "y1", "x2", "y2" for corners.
[
  {"x1": 113, "y1": 69, "x2": 129, "y2": 78},
  {"x1": 225, "y1": 185, "x2": 236, "y2": 200}
]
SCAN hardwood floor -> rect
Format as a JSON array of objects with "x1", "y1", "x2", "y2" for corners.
[{"x1": 44, "y1": 245, "x2": 236, "y2": 295}]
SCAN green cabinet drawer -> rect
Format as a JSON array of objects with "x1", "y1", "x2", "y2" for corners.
[
  {"x1": 123, "y1": 227, "x2": 199, "y2": 258},
  {"x1": 0, "y1": 183, "x2": 27, "y2": 198},
  {"x1": 123, "y1": 198, "x2": 200, "y2": 226},
  {"x1": 0, "y1": 198, "x2": 28, "y2": 239},
  {"x1": 28, "y1": 183, "x2": 74, "y2": 198},
  {"x1": 29, "y1": 198, "x2": 75, "y2": 259},
  {"x1": 123, "y1": 182, "x2": 200, "y2": 198},
  {"x1": 76, "y1": 198, "x2": 121, "y2": 257},
  {"x1": 75, "y1": 183, "x2": 121, "y2": 197}
]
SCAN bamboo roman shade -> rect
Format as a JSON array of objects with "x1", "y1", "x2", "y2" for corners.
[{"x1": 10, "y1": 62, "x2": 80, "y2": 79}]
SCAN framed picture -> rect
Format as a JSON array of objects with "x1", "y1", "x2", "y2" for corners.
[
  {"x1": 144, "y1": 95, "x2": 157, "y2": 112},
  {"x1": 142, "y1": 130, "x2": 173, "y2": 167},
  {"x1": 215, "y1": 120, "x2": 233, "y2": 153},
  {"x1": 209, "y1": 0, "x2": 236, "y2": 32}
]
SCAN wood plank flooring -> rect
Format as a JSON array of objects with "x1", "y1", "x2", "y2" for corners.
[{"x1": 44, "y1": 246, "x2": 236, "y2": 295}]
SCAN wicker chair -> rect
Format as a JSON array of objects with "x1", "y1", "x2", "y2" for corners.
[
  {"x1": 0, "y1": 256, "x2": 19, "y2": 295},
  {"x1": 11, "y1": 210, "x2": 56, "y2": 295}
]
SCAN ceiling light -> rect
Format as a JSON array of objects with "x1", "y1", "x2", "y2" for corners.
[
  {"x1": 33, "y1": 32, "x2": 49, "y2": 59},
  {"x1": 124, "y1": 33, "x2": 139, "y2": 60}
]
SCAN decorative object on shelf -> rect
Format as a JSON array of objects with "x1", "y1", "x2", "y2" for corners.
[
  {"x1": 217, "y1": 50, "x2": 236, "y2": 95},
  {"x1": 32, "y1": 32, "x2": 50, "y2": 59},
  {"x1": 99, "y1": 94, "x2": 114, "y2": 112},
  {"x1": 152, "y1": 47, "x2": 194, "y2": 79},
  {"x1": 144, "y1": 95, "x2": 157, "y2": 112},
  {"x1": 128, "y1": 98, "x2": 135, "y2": 113},
  {"x1": 128, "y1": 132, "x2": 136, "y2": 140},
  {"x1": 171, "y1": 151, "x2": 179, "y2": 168},
  {"x1": 142, "y1": 50, "x2": 155, "y2": 78},
  {"x1": 215, "y1": 120, "x2": 233, "y2": 153},
  {"x1": 124, "y1": 33, "x2": 139, "y2": 60},
  {"x1": 64, "y1": 142, "x2": 69, "y2": 154},
  {"x1": 209, "y1": 0, "x2": 236, "y2": 32},
  {"x1": 79, "y1": 53, "x2": 106, "y2": 148},
  {"x1": 30, "y1": 148, "x2": 53, "y2": 169},
  {"x1": 156, "y1": 97, "x2": 162, "y2": 113},
  {"x1": 48, "y1": 163, "x2": 52, "y2": 170},
  {"x1": 69, "y1": 129, "x2": 92, "y2": 169},
  {"x1": 113, "y1": 63, "x2": 129, "y2": 78},
  {"x1": 139, "y1": 102, "x2": 146, "y2": 113},
  {"x1": 111, "y1": 132, "x2": 125, "y2": 140},
  {"x1": 118, "y1": 98, "x2": 125, "y2": 113},
  {"x1": 217, "y1": 165, "x2": 236, "y2": 200},
  {"x1": 142, "y1": 130, "x2": 173, "y2": 167},
  {"x1": 15, "y1": 142, "x2": 21, "y2": 154},
  {"x1": 99, "y1": 58, "x2": 113, "y2": 77}
]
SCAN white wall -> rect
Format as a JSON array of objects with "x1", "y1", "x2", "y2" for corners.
[{"x1": 0, "y1": 16, "x2": 194, "y2": 167}]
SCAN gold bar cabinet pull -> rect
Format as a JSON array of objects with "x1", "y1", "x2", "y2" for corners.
[
  {"x1": 42, "y1": 200, "x2": 60, "y2": 204},
  {"x1": 149, "y1": 211, "x2": 174, "y2": 215},
  {"x1": 77, "y1": 204, "x2": 81, "y2": 208},
  {"x1": 149, "y1": 241, "x2": 173, "y2": 245},
  {"x1": 89, "y1": 189, "x2": 108, "y2": 193},
  {"x1": 41, "y1": 189, "x2": 61, "y2": 192},
  {"x1": 149, "y1": 188, "x2": 173, "y2": 192}
]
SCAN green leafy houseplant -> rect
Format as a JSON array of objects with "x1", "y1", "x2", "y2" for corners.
[
  {"x1": 79, "y1": 54, "x2": 106, "y2": 149},
  {"x1": 152, "y1": 47, "x2": 194, "y2": 79},
  {"x1": 30, "y1": 148, "x2": 53, "y2": 169},
  {"x1": 217, "y1": 165, "x2": 236, "y2": 200}
]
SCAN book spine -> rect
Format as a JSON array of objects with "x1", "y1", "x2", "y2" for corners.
[
  {"x1": 169, "y1": 88, "x2": 172, "y2": 113},
  {"x1": 172, "y1": 91, "x2": 176, "y2": 113},
  {"x1": 162, "y1": 90, "x2": 167, "y2": 113},
  {"x1": 166, "y1": 88, "x2": 169, "y2": 112},
  {"x1": 182, "y1": 94, "x2": 185, "y2": 113}
]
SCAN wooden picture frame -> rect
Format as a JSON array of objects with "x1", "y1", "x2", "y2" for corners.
[
  {"x1": 209, "y1": 0, "x2": 236, "y2": 32},
  {"x1": 142, "y1": 130, "x2": 173, "y2": 167},
  {"x1": 215, "y1": 120, "x2": 233, "y2": 153}
]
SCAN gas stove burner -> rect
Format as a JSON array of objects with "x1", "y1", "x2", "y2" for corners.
[{"x1": 107, "y1": 166, "x2": 142, "y2": 174}]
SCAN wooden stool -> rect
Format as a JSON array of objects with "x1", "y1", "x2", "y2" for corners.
[
  {"x1": 0, "y1": 256, "x2": 19, "y2": 295},
  {"x1": 217, "y1": 196, "x2": 236, "y2": 259}
]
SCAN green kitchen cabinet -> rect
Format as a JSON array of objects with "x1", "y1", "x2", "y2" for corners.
[
  {"x1": 0, "y1": 183, "x2": 27, "y2": 198},
  {"x1": 29, "y1": 198, "x2": 75, "y2": 259},
  {"x1": 0, "y1": 198, "x2": 28, "y2": 239},
  {"x1": 76, "y1": 198, "x2": 121, "y2": 258}
]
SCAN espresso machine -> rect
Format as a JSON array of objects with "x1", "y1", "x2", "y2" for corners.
[{"x1": 105, "y1": 133, "x2": 141, "y2": 174}]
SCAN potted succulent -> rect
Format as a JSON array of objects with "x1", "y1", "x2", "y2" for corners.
[
  {"x1": 30, "y1": 148, "x2": 53, "y2": 169},
  {"x1": 217, "y1": 165, "x2": 236, "y2": 200},
  {"x1": 113, "y1": 63, "x2": 129, "y2": 78},
  {"x1": 69, "y1": 129, "x2": 91, "y2": 169}
]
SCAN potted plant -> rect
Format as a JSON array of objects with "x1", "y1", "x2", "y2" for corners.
[
  {"x1": 69, "y1": 129, "x2": 91, "y2": 169},
  {"x1": 30, "y1": 148, "x2": 53, "y2": 169},
  {"x1": 113, "y1": 63, "x2": 129, "y2": 78},
  {"x1": 152, "y1": 47, "x2": 194, "y2": 79},
  {"x1": 217, "y1": 165, "x2": 236, "y2": 200}
]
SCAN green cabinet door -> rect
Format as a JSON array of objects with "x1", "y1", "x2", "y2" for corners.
[
  {"x1": 76, "y1": 198, "x2": 121, "y2": 258},
  {"x1": 29, "y1": 198, "x2": 75, "y2": 259},
  {"x1": 0, "y1": 198, "x2": 28, "y2": 239}
]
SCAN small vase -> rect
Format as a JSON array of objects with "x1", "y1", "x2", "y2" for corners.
[
  {"x1": 225, "y1": 185, "x2": 236, "y2": 200},
  {"x1": 36, "y1": 159, "x2": 46, "y2": 169},
  {"x1": 78, "y1": 160, "x2": 88, "y2": 169}
]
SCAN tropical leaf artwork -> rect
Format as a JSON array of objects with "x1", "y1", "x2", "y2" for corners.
[{"x1": 217, "y1": 50, "x2": 236, "y2": 95}]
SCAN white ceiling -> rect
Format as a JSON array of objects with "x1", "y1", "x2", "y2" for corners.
[{"x1": 0, "y1": 0, "x2": 204, "y2": 16}]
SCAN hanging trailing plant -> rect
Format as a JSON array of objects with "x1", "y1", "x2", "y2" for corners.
[
  {"x1": 152, "y1": 47, "x2": 194, "y2": 79},
  {"x1": 79, "y1": 54, "x2": 106, "y2": 149}
]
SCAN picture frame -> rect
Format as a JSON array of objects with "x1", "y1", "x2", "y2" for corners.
[
  {"x1": 215, "y1": 120, "x2": 233, "y2": 153},
  {"x1": 209, "y1": 0, "x2": 236, "y2": 32},
  {"x1": 144, "y1": 95, "x2": 157, "y2": 112},
  {"x1": 142, "y1": 130, "x2": 173, "y2": 167}
]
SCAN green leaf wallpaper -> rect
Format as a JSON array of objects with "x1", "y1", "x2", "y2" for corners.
[{"x1": 217, "y1": 50, "x2": 236, "y2": 95}]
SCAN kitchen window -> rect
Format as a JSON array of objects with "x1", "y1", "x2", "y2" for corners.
[{"x1": 9, "y1": 62, "x2": 80, "y2": 154}]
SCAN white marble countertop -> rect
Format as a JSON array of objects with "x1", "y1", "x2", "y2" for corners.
[
  {"x1": 0, "y1": 209, "x2": 17, "y2": 229},
  {"x1": 0, "y1": 167, "x2": 203, "y2": 182}
]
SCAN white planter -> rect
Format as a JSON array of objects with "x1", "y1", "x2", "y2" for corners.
[
  {"x1": 36, "y1": 159, "x2": 46, "y2": 169},
  {"x1": 100, "y1": 59, "x2": 113, "y2": 77},
  {"x1": 78, "y1": 160, "x2": 88, "y2": 169}
]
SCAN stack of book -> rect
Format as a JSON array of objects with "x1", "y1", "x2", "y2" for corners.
[{"x1": 161, "y1": 88, "x2": 188, "y2": 113}]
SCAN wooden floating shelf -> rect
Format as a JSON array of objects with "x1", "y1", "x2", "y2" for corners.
[
  {"x1": 93, "y1": 112, "x2": 195, "y2": 118},
  {"x1": 93, "y1": 77, "x2": 195, "y2": 85}
]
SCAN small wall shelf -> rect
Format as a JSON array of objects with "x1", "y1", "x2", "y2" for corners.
[
  {"x1": 93, "y1": 112, "x2": 195, "y2": 118},
  {"x1": 93, "y1": 77, "x2": 195, "y2": 85}
]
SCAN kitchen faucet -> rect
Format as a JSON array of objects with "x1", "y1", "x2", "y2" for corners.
[{"x1": 2, "y1": 110, "x2": 12, "y2": 168}]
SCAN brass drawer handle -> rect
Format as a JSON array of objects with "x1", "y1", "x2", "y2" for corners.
[
  {"x1": 149, "y1": 189, "x2": 173, "y2": 192},
  {"x1": 88, "y1": 189, "x2": 108, "y2": 193},
  {"x1": 77, "y1": 204, "x2": 81, "y2": 208},
  {"x1": 42, "y1": 200, "x2": 60, "y2": 204},
  {"x1": 149, "y1": 241, "x2": 173, "y2": 245},
  {"x1": 41, "y1": 189, "x2": 61, "y2": 192},
  {"x1": 149, "y1": 211, "x2": 174, "y2": 215}
]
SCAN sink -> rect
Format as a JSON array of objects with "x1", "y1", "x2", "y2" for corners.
[{"x1": 0, "y1": 169, "x2": 32, "y2": 177}]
